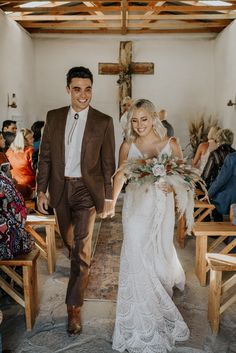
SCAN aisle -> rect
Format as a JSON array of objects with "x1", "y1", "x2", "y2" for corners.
[{"x1": 85, "y1": 196, "x2": 123, "y2": 301}]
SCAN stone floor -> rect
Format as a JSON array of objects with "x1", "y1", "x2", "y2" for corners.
[{"x1": 0, "y1": 196, "x2": 236, "y2": 353}]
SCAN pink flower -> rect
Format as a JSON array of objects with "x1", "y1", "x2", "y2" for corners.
[{"x1": 151, "y1": 164, "x2": 166, "y2": 177}]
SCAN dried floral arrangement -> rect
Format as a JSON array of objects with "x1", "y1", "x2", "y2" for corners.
[
  {"x1": 187, "y1": 113, "x2": 219, "y2": 157},
  {"x1": 120, "y1": 153, "x2": 206, "y2": 232}
]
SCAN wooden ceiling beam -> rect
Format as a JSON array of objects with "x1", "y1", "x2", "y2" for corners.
[
  {"x1": 2, "y1": 5, "x2": 122, "y2": 13},
  {"x1": 12, "y1": 13, "x2": 236, "y2": 21},
  {"x1": 3, "y1": 4, "x2": 236, "y2": 13},
  {"x1": 28, "y1": 27, "x2": 221, "y2": 34},
  {"x1": 121, "y1": 0, "x2": 128, "y2": 35},
  {"x1": 129, "y1": 22, "x2": 228, "y2": 29},
  {"x1": 142, "y1": 1, "x2": 166, "y2": 21},
  {"x1": 82, "y1": 1, "x2": 107, "y2": 26},
  {"x1": 155, "y1": 5, "x2": 236, "y2": 12},
  {"x1": 1, "y1": 0, "x2": 235, "y2": 34},
  {"x1": 20, "y1": 19, "x2": 228, "y2": 29},
  {"x1": 20, "y1": 21, "x2": 120, "y2": 28}
]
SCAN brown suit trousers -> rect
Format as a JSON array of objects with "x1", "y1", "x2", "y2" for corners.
[{"x1": 55, "y1": 178, "x2": 96, "y2": 306}]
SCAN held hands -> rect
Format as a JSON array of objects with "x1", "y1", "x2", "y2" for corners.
[
  {"x1": 37, "y1": 191, "x2": 49, "y2": 214},
  {"x1": 99, "y1": 200, "x2": 115, "y2": 219},
  {"x1": 99, "y1": 199, "x2": 115, "y2": 219}
]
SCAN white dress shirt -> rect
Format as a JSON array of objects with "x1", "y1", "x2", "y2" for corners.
[{"x1": 64, "y1": 106, "x2": 88, "y2": 177}]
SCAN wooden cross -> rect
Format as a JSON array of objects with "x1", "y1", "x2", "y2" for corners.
[{"x1": 98, "y1": 41, "x2": 154, "y2": 117}]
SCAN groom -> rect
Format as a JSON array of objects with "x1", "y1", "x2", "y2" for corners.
[{"x1": 37, "y1": 66, "x2": 116, "y2": 335}]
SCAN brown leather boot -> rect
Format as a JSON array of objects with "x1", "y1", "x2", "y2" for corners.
[{"x1": 67, "y1": 305, "x2": 82, "y2": 335}]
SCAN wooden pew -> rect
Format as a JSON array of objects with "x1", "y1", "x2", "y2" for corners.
[
  {"x1": 176, "y1": 214, "x2": 186, "y2": 249},
  {"x1": 176, "y1": 200, "x2": 215, "y2": 248},
  {"x1": 25, "y1": 215, "x2": 56, "y2": 274},
  {"x1": 206, "y1": 253, "x2": 236, "y2": 334},
  {"x1": 0, "y1": 249, "x2": 40, "y2": 330},
  {"x1": 194, "y1": 200, "x2": 215, "y2": 222},
  {"x1": 192, "y1": 222, "x2": 236, "y2": 286}
]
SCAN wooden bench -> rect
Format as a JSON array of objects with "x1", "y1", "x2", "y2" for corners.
[
  {"x1": 194, "y1": 200, "x2": 216, "y2": 222},
  {"x1": 176, "y1": 214, "x2": 186, "y2": 249},
  {"x1": 25, "y1": 215, "x2": 56, "y2": 274},
  {"x1": 192, "y1": 222, "x2": 236, "y2": 286},
  {"x1": 206, "y1": 253, "x2": 236, "y2": 335},
  {"x1": 176, "y1": 200, "x2": 215, "y2": 248},
  {"x1": 0, "y1": 249, "x2": 40, "y2": 330}
]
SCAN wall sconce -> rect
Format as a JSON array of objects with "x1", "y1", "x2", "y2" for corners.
[
  {"x1": 8, "y1": 93, "x2": 17, "y2": 108},
  {"x1": 227, "y1": 99, "x2": 236, "y2": 107}
]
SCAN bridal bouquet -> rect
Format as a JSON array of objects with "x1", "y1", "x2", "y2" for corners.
[
  {"x1": 123, "y1": 153, "x2": 202, "y2": 189},
  {"x1": 123, "y1": 154, "x2": 206, "y2": 232}
]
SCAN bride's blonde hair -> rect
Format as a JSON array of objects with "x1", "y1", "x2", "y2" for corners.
[{"x1": 125, "y1": 99, "x2": 166, "y2": 142}]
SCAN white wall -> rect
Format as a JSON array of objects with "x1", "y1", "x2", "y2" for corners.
[
  {"x1": 1, "y1": 10, "x2": 235, "y2": 157},
  {"x1": 214, "y1": 20, "x2": 236, "y2": 145},
  {"x1": 0, "y1": 10, "x2": 35, "y2": 130},
  {"x1": 34, "y1": 34, "x2": 215, "y2": 157}
]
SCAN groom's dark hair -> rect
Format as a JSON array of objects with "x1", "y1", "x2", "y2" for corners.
[{"x1": 66, "y1": 66, "x2": 93, "y2": 87}]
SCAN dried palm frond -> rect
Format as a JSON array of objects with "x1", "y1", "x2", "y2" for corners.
[{"x1": 188, "y1": 113, "x2": 219, "y2": 156}]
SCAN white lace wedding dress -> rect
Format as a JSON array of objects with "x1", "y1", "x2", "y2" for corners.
[{"x1": 112, "y1": 141, "x2": 190, "y2": 353}]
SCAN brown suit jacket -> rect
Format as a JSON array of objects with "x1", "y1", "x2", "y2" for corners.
[{"x1": 37, "y1": 105, "x2": 116, "y2": 213}]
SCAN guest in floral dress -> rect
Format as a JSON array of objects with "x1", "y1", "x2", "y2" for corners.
[{"x1": 0, "y1": 171, "x2": 34, "y2": 259}]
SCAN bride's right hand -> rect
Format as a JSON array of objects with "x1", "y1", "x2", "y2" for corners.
[{"x1": 157, "y1": 180, "x2": 173, "y2": 194}]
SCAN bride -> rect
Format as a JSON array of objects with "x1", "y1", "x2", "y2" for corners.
[{"x1": 111, "y1": 99, "x2": 190, "y2": 353}]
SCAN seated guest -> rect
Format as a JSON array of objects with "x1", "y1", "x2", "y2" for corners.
[
  {"x1": 202, "y1": 128, "x2": 235, "y2": 221},
  {"x1": 2, "y1": 120, "x2": 17, "y2": 135},
  {"x1": 0, "y1": 132, "x2": 5, "y2": 151},
  {"x1": 208, "y1": 152, "x2": 236, "y2": 215},
  {"x1": 158, "y1": 109, "x2": 174, "y2": 137},
  {"x1": 202, "y1": 128, "x2": 235, "y2": 190},
  {"x1": 192, "y1": 126, "x2": 220, "y2": 173},
  {"x1": 0, "y1": 171, "x2": 34, "y2": 260},
  {"x1": 0, "y1": 131, "x2": 9, "y2": 165},
  {"x1": 3, "y1": 131, "x2": 16, "y2": 152},
  {"x1": 208, "y1": 152, "x2": 236, "y2": 252},
  {"x1": 6, "y1": 128, "x2": 35, "y2": 191},
  {"x1": 1, "y1": 131, "x2": 32, "y2": 199},
  {"x1": 31, "y1": 121, "x2": 45, "y2": 170}
]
